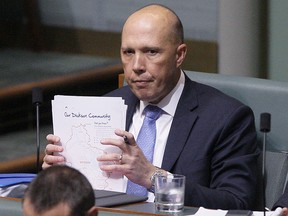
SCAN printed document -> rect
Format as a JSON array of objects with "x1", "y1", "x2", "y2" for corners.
[{"x1": 52, "y1": 95, "x2": 127, "y2": 192}]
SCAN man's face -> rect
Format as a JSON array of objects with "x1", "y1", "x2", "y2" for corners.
[
  {"x1": 121, "y1": 13, "x2": 185, "y2": 104},
  {"x1": 23, "y1": 199, "x2": 71, "y2": 216}
]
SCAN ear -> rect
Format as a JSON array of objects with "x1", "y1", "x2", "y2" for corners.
[
  {"x1": 87, "y1": 206, "x2": 98, "y2": 216},
  {"x1": 176, "y1": 43, "x2": 187, "y2": 68}
]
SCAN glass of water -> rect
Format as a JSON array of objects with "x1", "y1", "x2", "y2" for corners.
[{"x1": 154, "y1": 174, "x2": 185, "y2": 213}]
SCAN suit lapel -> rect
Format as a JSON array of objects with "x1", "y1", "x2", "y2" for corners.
[
  {"x1": 124, "y1": 92, "x2": 139, "y2": 131},
  {"x1": 162, "y1": 76, "x2": 199, "y2": 171}
]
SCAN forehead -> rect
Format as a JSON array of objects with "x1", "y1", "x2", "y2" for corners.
[
  {"x1": 122, "y1": 6, "x2": 178, "y2": 43},
  {"x1": 122, "y1": 15, "x2": 171, "y2": 48}
]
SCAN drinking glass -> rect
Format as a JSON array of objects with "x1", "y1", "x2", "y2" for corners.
[{"x1": 154, "y1": 174, "x2": 185, "y2": 213}]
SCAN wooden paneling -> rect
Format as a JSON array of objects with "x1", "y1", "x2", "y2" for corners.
[
  {"x1": 0, "y1": 64, "x2": 123, "y2": 134},
  {"x1": 1, "y1": 25, "x2": 217, "y2": 73}
]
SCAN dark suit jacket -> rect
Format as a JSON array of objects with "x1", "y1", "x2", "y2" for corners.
[{"x1": 106, "y1": 73, "x2": 259, "y2": 210}]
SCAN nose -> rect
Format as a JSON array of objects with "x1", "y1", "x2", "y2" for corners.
[{"x1": 132, "y1": 53, "x2": 145, "y2": 73}]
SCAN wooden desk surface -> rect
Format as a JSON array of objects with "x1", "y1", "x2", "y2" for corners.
[
  {"x1": 0, "y1": 197, "x2": 159, "y2": 216},
  {"x1": 115, "y1": 202, "x2": 198, "y2": 215}
]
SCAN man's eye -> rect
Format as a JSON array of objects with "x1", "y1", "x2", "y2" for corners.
[
  {"x1": 123, "y1": 50, "x2": 134, "y2": 55},
  {"x1": 147, "y1": 50, "x2": 158, "y2": 55}
]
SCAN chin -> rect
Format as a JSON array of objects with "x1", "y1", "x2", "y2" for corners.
[
  {"x1": 132, "y1": 89, "x2": 161, "y2": 104},
  {"x1": 137, "y1": 95, "x2": 154, "y2": 103},
  {"x1": 140, "y1": 96, "x2": 160, "y2": 104}
]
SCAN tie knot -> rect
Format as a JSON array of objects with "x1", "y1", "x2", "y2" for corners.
[{"x1": 144, "y1": 105, "x2": 162, "y2": 120}]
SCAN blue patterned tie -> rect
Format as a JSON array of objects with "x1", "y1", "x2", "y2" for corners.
[{"x1": 126, "y1": 105, "x2": 162, "y2": 196}]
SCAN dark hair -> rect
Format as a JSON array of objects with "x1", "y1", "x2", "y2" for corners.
[{"x1": 24, "y1": 165, "x2": 95, "y2": 216}]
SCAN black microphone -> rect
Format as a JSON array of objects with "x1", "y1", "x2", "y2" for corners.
[
  {"x1": 260, "y1": 113, "x2": 271, "y2": 133},
  {"x1": 260, "y1": 112, "x2": 271, "y2": 216},
  {"x1": 32, "y1": 87, "x2": 43, "y2": 173}
]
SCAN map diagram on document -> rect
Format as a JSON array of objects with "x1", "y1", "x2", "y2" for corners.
[{"x1": 52, "y1": 95, "x2": 127, "y2": 192}]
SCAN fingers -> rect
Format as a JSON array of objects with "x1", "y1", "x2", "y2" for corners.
[
  {"x1": 42, "y1": 153, "x2": 65, "y2": 169},
  {"x1": 42, "y1": 162, "x2": 51, "y2": 169},
  {"x1": 45, "y1": 134, "x2": 63, "y2": 155},
  {"x1": 100, "y1": 130, "x2": 136, "y2": 151},
  {"x1": 44, "y1": 143, "x2": 64, "y2": 167},
  {"x1": 123, "y1": 135, "x2": 129, "y2": 144},
  {"x1": 98, "y1": 129, "x2": 153, "y2": 186},
  {"x1": 45, "y1": 143, "x2": 62, "y2": 154},
  {"x1": 42, "y1": 155, "x2": 65, "y2": 169},
  {"x1": 42, "y1": 134, "x2": 64, "y2": 169},
  {"x1": 97, "y1": 145, "x2": 153, "y2": 187},
  {"x1": 119, "y1": 153, "x2": 123, "y2": 164},
  {"x1": 99, "y1": 129, "x2": 136, "y2": 167},
  {"x1": 97, "y1": 152, "x2": 127, "y2": 174},
  {"x1": 46, "y1": 134, "x2": 60, "y2": 143},
  {"x1": 114, "y1": 129, "x2": 135, "y2": 146},
  {"x1": 98, "y1": 153, "x2": 124, "y2": 164}
]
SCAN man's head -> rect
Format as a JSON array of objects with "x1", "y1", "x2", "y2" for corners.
[
  {"x1": 121, "y1": 4, "x2": 187, "y2": 104},
  {"x1": 22, "y1": 165, "x2": 98, "y2": 216}
]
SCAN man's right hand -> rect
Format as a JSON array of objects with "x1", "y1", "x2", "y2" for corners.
[{"x1": 42, "y1": 134, "x2": 65, "y2": 169}]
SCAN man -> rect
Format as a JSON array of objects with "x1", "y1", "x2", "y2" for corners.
[
  {"x1": 22, "y1": 165, "x2": 98, "y2": 216},
  {"x1": 43, "y1": 4, "x2": 259, "y2": 210}
]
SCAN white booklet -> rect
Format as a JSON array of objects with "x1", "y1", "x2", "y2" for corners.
[{"x1": 51, "y1": 95, "x2": 127, "y2": 192}]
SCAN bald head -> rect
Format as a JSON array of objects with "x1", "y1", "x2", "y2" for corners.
[{"x1": 123, "y1": 4, "x2": 184, "y2": 45}]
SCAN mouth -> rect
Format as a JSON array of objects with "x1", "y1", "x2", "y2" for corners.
[{"x1": 132, "y1": 79, "x2": 152, "y2": 87}]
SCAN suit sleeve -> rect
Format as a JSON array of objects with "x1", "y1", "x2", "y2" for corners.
[{"x1": 183, "y1": 105, "x2": 259, "y2": 210}]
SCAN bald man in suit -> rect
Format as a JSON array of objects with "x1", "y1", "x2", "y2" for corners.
[{"x1": 43, "y1": 4, "x2": 259, "y2": 210}]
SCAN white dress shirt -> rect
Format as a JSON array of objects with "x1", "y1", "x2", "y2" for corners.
[{"x1": 128, "y1": 71, "x2": 185, "y2": 201}]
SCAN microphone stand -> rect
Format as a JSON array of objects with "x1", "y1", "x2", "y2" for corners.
[
  {"x1": 260, "y1": 113, "x2": 271, "y2": 216},
  {"x1": 32, "y1": 87, "x2": 43, "y2": 173},
  {"x1": 262, "y1": 132, "x2": 267, "y2": 216}
]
